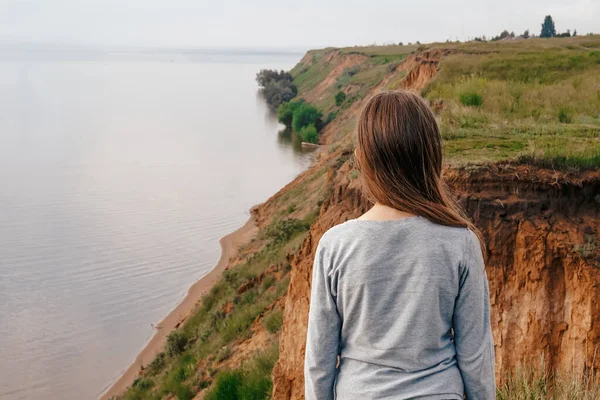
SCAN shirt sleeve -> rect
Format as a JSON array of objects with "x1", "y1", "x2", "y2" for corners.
[
  {"x1": 304, "y1": 238, "x2": 342, "y2": 400},
  {"x1": 453, "y1": 230, "x2": 496, "y2": 399}
]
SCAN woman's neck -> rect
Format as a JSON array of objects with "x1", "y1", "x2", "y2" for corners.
[{"x1": 358, "y1": 203, "x2": 417, "y2": 221}]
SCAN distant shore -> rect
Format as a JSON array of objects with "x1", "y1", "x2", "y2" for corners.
[{"x1": 99, "y1": 217, "x2": 258, "y2": 400}]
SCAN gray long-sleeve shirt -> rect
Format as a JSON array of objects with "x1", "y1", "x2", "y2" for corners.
[{"x1": 305, "y1": 217, "x2": 495, "y2": 400}]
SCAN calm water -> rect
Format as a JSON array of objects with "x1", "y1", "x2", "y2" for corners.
[{"x1": 0, "y1": 49, "x2": 311, "y2": 399}]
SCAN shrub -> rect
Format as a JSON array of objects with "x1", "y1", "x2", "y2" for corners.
[
  {"x1": 298, "y1": 124, "x2": 319, "y2": 144},
  {"x1": 204, "y1": 347, "x2": 277, "y2": 400},
  {"x1": 147, "y1": 352, "x2": 166, "y2": 375},
  {"x1": 263, "y1": 218, "x2": 309, "y2": 246},
  {"x1": 175, "y1": 385, "x2": 194, "y2": 400},
  {"x1": 205, "y1": 370, "x2": 244, "y2": 400},
  {"x1": 336, "y1": 65, "x2": 360, "y2": 88},
  {"x1": 166, "y1": 331, "x2": 188, "y2": 357},
  {"x1": 459, "y1": 92, "x2": 483, "y2": 107},
  {"x1": 256, "y1": 69, "x2": 292, "y2": 87},
  {"x1": 325, "y1": 112, "x2": 336, "y2": 124},
  {"x1": 263, "y1": 309, "x2": 283, "y2": 333},
  {"x1": 256, "y1": 69, "x2": 297, "y2": 110},
  {"x1": 132, "y1": 378, "x2": 154, "y2": 391},
  {"x1": 276, "y1": 100, "x2": 304, "y2": 127},
  {"x1": 292, "y1": 103, "x2": 322, "y2": 132},
  {"x1": 335, "y1": 91, "x2": 346, "y2": 106},
  {"x1": 237, "y1": 370, "x2": 272, "y2": 400},
  {"x1": 260, "y1": 275, "x2": 277, "y2": 292},
  {"x1": 262, "y1": 80, "x2": 297, "y2": 109},
  {"x1": 558, "y1": 108, "x2": 573, "y2": 123}
]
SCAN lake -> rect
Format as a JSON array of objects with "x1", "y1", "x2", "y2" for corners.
[{"x1": 0, "y1": 48, "x2": 310, "y2": 399}]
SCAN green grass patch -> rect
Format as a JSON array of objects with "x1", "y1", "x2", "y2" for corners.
[
  {"x1": 205, "y1": 344, "x2": 279, "y2": 400},
  {"x1": 262, "y1": 309, "x2": 283, "y2": 334},
  {"x1": 292, "y1": 56, "x2": 334, "y2": 92},
  {"x1": 369, "y1": 53, "x2": 408, "y2": 64},
  {"x1": 459, "y1": 92, "x2": 483, "y2": 107}
]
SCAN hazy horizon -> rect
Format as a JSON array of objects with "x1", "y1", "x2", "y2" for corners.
[{"x1": 1, "y1": 0, "x2": 597, "y2": 50}]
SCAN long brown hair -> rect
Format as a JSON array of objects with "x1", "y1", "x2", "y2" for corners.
[{"x1": 356, "y1": 90, "x2": 484, "y2": 249}]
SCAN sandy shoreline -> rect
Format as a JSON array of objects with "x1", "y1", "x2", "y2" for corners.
[{"x1": 99, "y1": 217, "x2": 258, "y2": 400}]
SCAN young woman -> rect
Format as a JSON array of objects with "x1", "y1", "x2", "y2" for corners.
[{"x1": 304, "y1": 91, "x2": 495, "y2": 399}]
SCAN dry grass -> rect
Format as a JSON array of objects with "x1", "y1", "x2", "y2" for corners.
[
  {"x1": 422, "y1": 37, "x2": 600, "y2": 167},
  {"x1": 498, "y1": 367, "x2": 600, "y2": 400}
]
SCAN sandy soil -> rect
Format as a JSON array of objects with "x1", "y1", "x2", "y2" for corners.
[{"x1": 99, "y1": 217, "x2": 258, "y2": 400}]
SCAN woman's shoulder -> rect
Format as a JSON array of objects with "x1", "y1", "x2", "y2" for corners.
[
  {"x1": 318, "y1": 219, "x2": 359, "y2": 247},
  {"x1": 317, "y1": 216, "x2": 475, "y2": 250}
]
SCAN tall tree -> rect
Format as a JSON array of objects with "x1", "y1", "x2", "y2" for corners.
[
  {"x1": 540, "y1": 15, "x2": 556, "y2": 38},
  {"x1": 523, "y1": 29, "x2": 530, "y2": 39}
]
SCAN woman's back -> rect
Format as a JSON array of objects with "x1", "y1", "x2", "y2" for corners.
[
  {"x1": 304, "y1": 90, "x2": 495, "y2": 400},
  {"x1": 305, "y1": 217, "x2": 495, "y2": 399}
]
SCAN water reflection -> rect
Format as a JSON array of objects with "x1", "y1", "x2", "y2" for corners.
[{"x1": 277, "y1": 127, "x2": 315, "y2": 154}]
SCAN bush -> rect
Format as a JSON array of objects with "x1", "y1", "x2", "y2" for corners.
[
  {"x1": 325, "y1": 112, "x2": 336, "y2": 124},
  {"x1": 166, "y1": 331, "x2": 188, "y2": 357},
  {"x1": 175, "y1": 385, "x2": 194, "y2": 400},
  {"x1": 276, "y1": 100, "x2": 304, "y2": 127},
  {"x1": 256, "y1": 69, "x2": 297, "y2": 110},
  {"x1": 459, "y1": 92, "x2": 483, "y2": 107},
  {"x1": 335, "y1": 91, "x2": 346, "y2": 106},
  {"x1": 260, "y1": 275, "x2": 276, "y2": 292},
  {"x1": 336, "y1": 65, "x2": 360, "y2": 88},
  {"x1": 263, "y1": 310, "x2": 283, "y2": 333},
  {"x1": 262, "y1": 80, "x2": 297, "y2": 109},
  {"x1": 298, "y1": 124, "x2": 319, "y2": 144},
  {"x1": 132, "y1": 378, "x2": 154, "y2": 391},
  {"x1": 262, "y1": 218, "x2": 309, "y2": 246},
  {"x1": 558, "y1": 108, "x2": 573, "y2": 123},
  {"x1": 292, "y1": 103, "x2": 322, "y2": 132},
  {"x1": 256, "y1": 69, "x2": 292, "y2": 87},
  {"x1": 204, "y1": 347, "x2": 277, "y2": 400},
  {"x1": 147, "y1": 352, "x2": 166, "y2": 375},
  {"x1": 205, "y1": 371, "x2": 244, "y2": 400}
]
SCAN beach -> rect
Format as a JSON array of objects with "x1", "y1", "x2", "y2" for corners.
[{"x1": 99, "y1": 217, "x2": 258, "y2": 400}]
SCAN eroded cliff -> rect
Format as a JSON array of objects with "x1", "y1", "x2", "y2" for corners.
[{"x1": 271, "y1": 162, "x2": 600, "y2": 399}]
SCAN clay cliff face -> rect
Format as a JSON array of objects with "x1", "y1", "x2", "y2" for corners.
[{"x1": 271, "y1": 164, "x2": 600, "y2": 399}]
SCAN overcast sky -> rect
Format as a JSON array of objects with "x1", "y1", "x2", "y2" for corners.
[{"x1": 0, "y1": 0, "x2": 597, "y2": 50}]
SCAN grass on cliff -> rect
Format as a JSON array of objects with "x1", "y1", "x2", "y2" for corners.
[
  {"x1": 204, "y1": 342, "x2": 279, "y2": 400},
  {"x1": 119, "y1": 210, "x2": 319, "y2": 400},
  {"x1": 497, "y1": 367, "x2": 600, "y2": 400},
  {"x1": 423, "y1": 41, "x2": 600, "y2": 168},
  {"x1": 292, "y1": 36, "x2": 600, "y2": 169}
]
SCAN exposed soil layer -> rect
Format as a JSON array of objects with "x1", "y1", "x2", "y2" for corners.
[{"x1": 271, "y1": 163, "x2": 600, "y2": 399}]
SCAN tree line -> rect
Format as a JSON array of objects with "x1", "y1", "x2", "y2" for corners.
[{"x1": 471, "y1": 15, "x2": 581, "y2": 42}]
